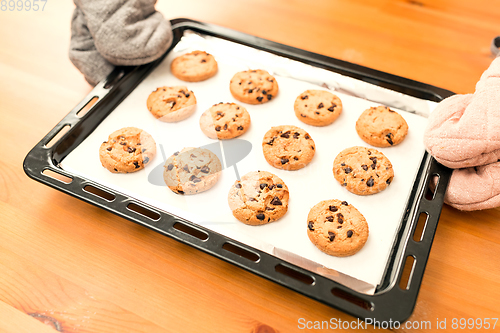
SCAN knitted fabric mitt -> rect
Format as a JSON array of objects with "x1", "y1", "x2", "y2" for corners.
[
  {"x1": 69, "y1": 0, "x2": 173, "y2": 85},
  {"x1": 424, "y1": 55, "x2": 500, "y2": 210}
]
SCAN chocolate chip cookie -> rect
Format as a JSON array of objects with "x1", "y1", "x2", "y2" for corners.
[
  {"x1": 199, "y1": 102, "x2": 251, "y2": 139},
  {"x1": 294, "y1": 89, "x2": 343, "y2": 126},
  {"x1": 355, "y1": 106, "x2": 409, "y2": 147},
  {"x1": 170, "y1": 50, "x2": 218, "y2": 82},
  {"x1": 228, "y1": 171, "x2": 289, "y2": 225},
  {"x1": 229, "y1": 69, "x2": 278, "y2": 105},
  {"x1": 262, "y1": 125, "x2": 315, "y2": 171},
  {"x1": 146, "y1": 86, "x2": 197, "y2": 122},
  {"x1": 307, "y1": 199, "x2": 369, "y2": 257},
  {"x1": 163, "y1": 147, "x2": 222, "y2": 195},
  {"x1": 99, "y1": 127, "x2": 156, "y2": 173},
  {"x1": 333, "y1": 146, "x2": 394, "y2": 195}
]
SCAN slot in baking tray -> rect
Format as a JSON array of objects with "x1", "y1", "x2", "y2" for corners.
[{"x1": 24, "y1": 18, "x2": 453, "y2": 323}]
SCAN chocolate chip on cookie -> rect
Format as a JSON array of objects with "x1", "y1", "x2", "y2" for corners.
[
  {"x1": 170, "y1": 50, "x2": 218, "y2": 82},
  {"x1": 199, "y1": 102, "x2": 251, "y2": 139},
  {"x1": 229, "y1": 70, "x2": 279, "y2": 105},
  {"x1": 228, "y1": 171, "x2": 289, "y2": 225},
  {"x1": 355, "y1": 106, "x2": 409, "y2": 147},
  {"x1": 333, "y1": 146, "x2": 394, "y2": 195},
  {"x1": 294, "y1": 90, "x2": 343, "y2": 126},
  {"x1": 99, "y1": 127, "x2": 156, "y2": 174},
  {"x1": 262, "y1": 125, "x2": 315, "y2": 171},
  {"x1": 163, "y1": 147, "x2": 222, "y2": 195},
  {"x1": 307, "y1": 199, "x2": 369, "y2": 257},
  {"x1": 146, "y1": 86, "x2": 197, "y2": 122}
]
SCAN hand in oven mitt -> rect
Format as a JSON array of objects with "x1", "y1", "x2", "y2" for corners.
[
  {"x1": 424, "y1": 53, "x2": 500, "y2": 211},
  {"x1": 69, "y1": 0, "x2": 173, "y2": 86}
]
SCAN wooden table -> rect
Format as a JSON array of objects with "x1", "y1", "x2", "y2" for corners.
[{"x1": 1, "y1": 1, "x2": 500, "y2": 332}]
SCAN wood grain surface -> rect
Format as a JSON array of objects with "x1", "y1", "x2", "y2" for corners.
[{"x1": 1, "y1": 0, "x2": 500, "y2": 332}]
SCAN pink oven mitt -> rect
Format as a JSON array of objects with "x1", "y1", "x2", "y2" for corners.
[{"x1": 424, "y1": 52, "x2": 500, "y2": 211}]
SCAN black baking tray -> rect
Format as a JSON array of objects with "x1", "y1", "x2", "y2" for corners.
[{"x1": 24, "y1": 18, "x2": 453, "y2": 323}]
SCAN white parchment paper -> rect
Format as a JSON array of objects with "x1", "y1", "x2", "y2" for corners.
[{"x1": 61, "y1": 32, "x2": 435, "y2": 294}]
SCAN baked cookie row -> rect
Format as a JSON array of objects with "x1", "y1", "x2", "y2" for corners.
[
  {"x1": 96, "y1": 129, "x2": 371, "y2": 257},
  {"x1": 158, "y1": 50, "x2": 410, "y2": 148},
  {"x1": 96, "y1": 127, "x2": 372, "y2": 257},
  {"x1": 228, "y1": 170, "x2": 369, "y2": 257}
]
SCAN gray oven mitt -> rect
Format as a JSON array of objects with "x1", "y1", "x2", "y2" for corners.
[{"x1": 69, "y1": 0, "x2": 173, "y2": 86}]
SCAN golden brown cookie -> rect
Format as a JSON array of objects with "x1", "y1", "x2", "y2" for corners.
[
  {"x1": 355, "y1": 106, "x2": 409, "y2": 147},
  {"x1": 294, "y1": 89, "x2": 343, "y2": 126},
  {"x1": 163, "y1": 147, "x2": 222, "y2": 195},
  {"x1": 262, "y1": 125, "x2": 315, "y2": 171},
  {"x1": 146, "y1": 86, "x2": 197, "y2": 122},
  {"x1": 229, "y1": 69, "x2": 278, "y2": 104},
  {"x1": 333, "y1": 146, "x2": 394, "y2": 195},
  {"x1": 170, "y1": 50, "x2": 218, "y2": 82},
  {"x1": 228, "y1": 171, "x2": 289, "y2": 225},
  {"x1": 99, "y1": 127, "x2": 156, "y2": 173},
  {"x1": 199, "y1": 102, "x2": 251, "y2": 140},
  {"x1": 307, "y1": 199, "x2": 369, "y2": 257}
]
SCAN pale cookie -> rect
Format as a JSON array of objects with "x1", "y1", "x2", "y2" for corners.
[
  {"x1": 163, "y1": 147, "x2": 222, "y2": 195},
  {"x1": 199, "y1": 102, "x2": 251, "y2": 139},
  {"x1": 355, "y1": 106, "x2": 408, "y2": 147},
  {"x1": 146, "y1": 86, "x2": 196, "y2": 122},
  {"x1": 262, "y1": 125, "x2": 315, "y2": 171},
  {"x1": 307, "y1": 199, "x2": 369, "y2": 257},
  {"x1": 170, "y1": 50, "x2": 218, "y2": 82},
  {"x1": 228, "y1": 171, "x2": 289, "y2": 225},
  {"x1": 99, "y1": 127, "x2": 156, "y2": 173},
  {"x1": 294, "y1": 89, "x2": 343, "y2": 126},
  {"x1": 229, "y1": 69, "x2": 278, "y2": 105},
  {"x1": 333, "y1": 146, "x2": 394, "y2": 195}
]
